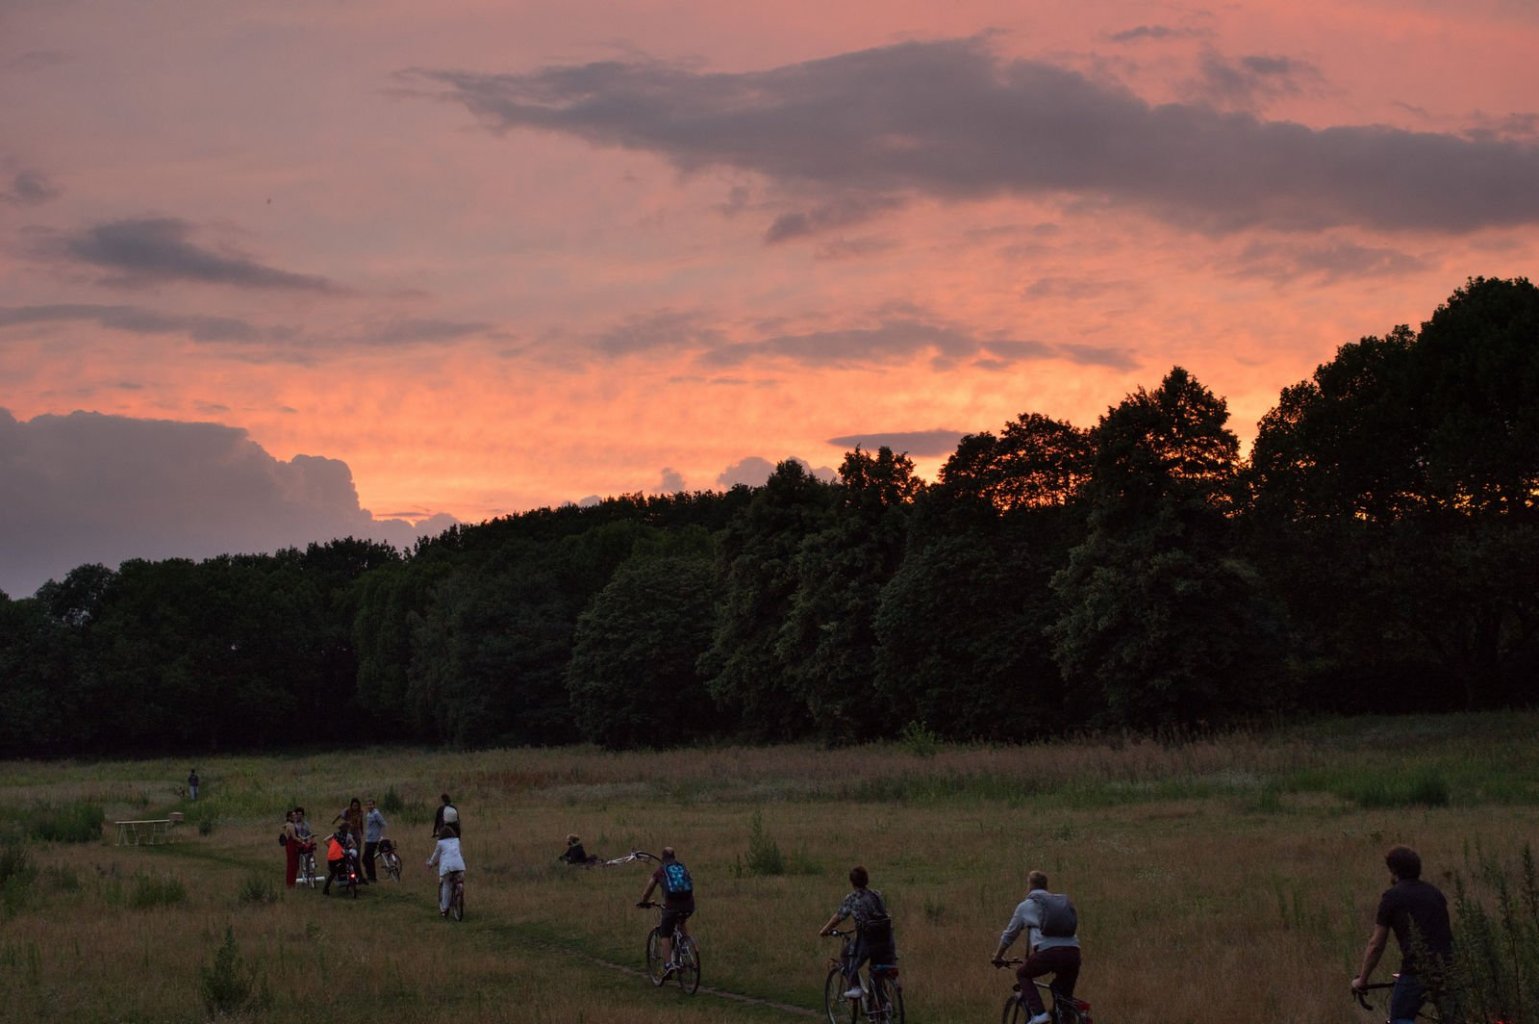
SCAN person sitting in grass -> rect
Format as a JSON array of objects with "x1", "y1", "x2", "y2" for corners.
[
  {"x1": 560, "y1": 834, "x2": 598, "y2": 865},
  {"x1": 819, "y1": 865, "x2": 898, "y2": 1000}
]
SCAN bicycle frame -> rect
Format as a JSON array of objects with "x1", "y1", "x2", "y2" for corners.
[
  {"x1": 824, "y1": 928, "x2": 902, "y2": 1023},
  {"x1": 994, "y1": 958, "x2": 1091, "y2": 1024}
]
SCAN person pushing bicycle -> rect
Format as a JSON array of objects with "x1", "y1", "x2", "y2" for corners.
[
  {"x1": 637, "y1": 846, "x2": 694, "y2": 975},
  {"x1": 992, "y1": 869, "x2": 1081, "y2": 1024},
  {"x1": 819, "y1": 865, "x2": 898, "y2": 1000},
  {"x1": 1350, "y1": 845, "x2": 1454, "y2": 1024}
]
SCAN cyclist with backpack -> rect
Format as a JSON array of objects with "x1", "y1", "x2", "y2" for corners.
[
  {"x1": 637, "y1": 847, "x2": 694, "y2": 974},
  {"x1": 819, "y1": 865, "x2": 898, "y2": 1000},
  {"x1": 992, "y1": 869, "x2": 1081, "y2": 1024}
]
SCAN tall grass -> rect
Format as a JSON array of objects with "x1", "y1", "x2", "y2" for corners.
[{"x1": 1451, "y1": 843, "x2": 1539, "y2": 1024}]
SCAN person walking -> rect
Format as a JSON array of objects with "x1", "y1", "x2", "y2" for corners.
[
  {"x1": 1351, "y1": 845, "x2": 1455, "y2": 1024},
  {"x1": 992, "y1": 870, "x2": 1081, "y2": 1024}
]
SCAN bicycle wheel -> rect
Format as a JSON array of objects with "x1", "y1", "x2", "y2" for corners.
[
  {"x1": 1002, "y1": 994, "x2": 1028, "y2": 1024},
  {"x1": 645, "y1": 927, "x2": 668, "y2": 986},
  {"x1": 449, "y1": 881, "x2": 464, "y2": 921},
  {"x1": 383, "y1": 852, "x2": 401, "y2": 881},
  {"x1": 674, "y1": 934, "x2": 701, "y2": 995},
  {"x1": 826, "y1": 967, "x2": 858, "y2": 1024},
  {"x1": 1050, "y1": 991, "x2": 1084, "y2": 1024},
  {"x1": 869, "y1": 974, "x2": 903, "y2": 1024}
]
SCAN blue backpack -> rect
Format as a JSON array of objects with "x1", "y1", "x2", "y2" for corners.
[{"x1": 661, "y1": 860, "x2": 693, "y2": 896}]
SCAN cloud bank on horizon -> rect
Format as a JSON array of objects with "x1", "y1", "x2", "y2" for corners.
[{"x1": 0, "y1": 409, "x2": 455, "y2": 599}]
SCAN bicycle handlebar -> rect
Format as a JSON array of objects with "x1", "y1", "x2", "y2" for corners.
[
  {"x1": 1352, "y1": 982, "x2": 1394, "y2": 1011},
  {"x1": 637, "y1": 900, "x2": 660, "y2": 909},
  {"x1": 993, "y1": 958, "x2": 1025, "y2": 967},
  {"x1": 822, "y1": 928, "x2": 854, "y2": 938}
]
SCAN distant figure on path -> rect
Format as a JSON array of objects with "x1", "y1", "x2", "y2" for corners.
[
  {"x1": 187, "y1": 768, "x2": 200, "y2": 800},
  {"x1": 433, "y1": 793, "x2": 460, "y2": 838},
  {"x1": 1351, "y1": 845, "x2": 1454, "y2": 1024},
  {"x1": 992, "y1": 870, "x2": 1081, "y2": 1024},
  {"x1": 281, "y1": 809, "x2": 299, "y2": 889}
]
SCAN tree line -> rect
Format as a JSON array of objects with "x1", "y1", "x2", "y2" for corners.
[{"x1": 2, "y1": 277, "x2": 1535, "y2": 755}]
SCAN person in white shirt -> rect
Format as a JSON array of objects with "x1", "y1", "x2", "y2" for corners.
[{"x1": 426, "y1": 825, "x2": 466, "y2": 917}]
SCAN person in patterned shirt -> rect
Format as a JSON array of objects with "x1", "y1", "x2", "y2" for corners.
[{"x1": 819, "y1": 865, "x2": 897, "y2": 999}]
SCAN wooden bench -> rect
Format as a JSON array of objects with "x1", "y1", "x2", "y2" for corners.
[{"x1": 115, "y1": 819, "x2": 174, "y2": 845}]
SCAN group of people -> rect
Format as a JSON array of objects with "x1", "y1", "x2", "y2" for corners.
[
  {"x1": 279, "y1": 796, "x2": 390, "y2": 892},
  {"x1": 598, "y1": 841, "x2": 1450, "y2": 1024}
]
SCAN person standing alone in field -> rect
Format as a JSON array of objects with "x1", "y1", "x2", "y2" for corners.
[
  {"x1": 818, "y1": 865, "x2": 898, "y2": 1000},
  {"x1": 1352, "y1": 845, "x2": 1454, "y2": 1024},
  {"x1": 187, "y1": 768, "x2": 199, "y2": 800},
  {"x1": 992, "y1": 870, "x2": 1081, "y2": 1024}
]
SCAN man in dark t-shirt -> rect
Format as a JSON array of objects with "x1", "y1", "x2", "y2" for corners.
[
  {"x1": 637, "y1": 847, "x2": 695, "y2": 973},
  {"x1": 1352, "y1": 845, "x2": 1454, "y2": 1024}
]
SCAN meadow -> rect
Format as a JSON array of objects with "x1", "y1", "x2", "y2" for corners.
[{"x1": 1, "y1": 713, "x2": 1536, "y2": 1024}]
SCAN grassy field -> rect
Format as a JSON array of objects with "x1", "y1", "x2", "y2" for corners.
[{"x1": 0, "y1": 713, "x2": 1536, "y2": 1024}]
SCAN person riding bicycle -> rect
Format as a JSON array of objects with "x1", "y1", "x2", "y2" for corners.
[
  {"x1": 992, "y1": 869, "x2": 1081, "y2": 1024},
  {"x1": 637, "y1": 846, "x2": 694, "y2": 974},
  {"x1": 1351, "y1": 845, "x2": 1454, "y2": 1024},
  {"x1": 818, "y1": 865, "x2": 898, "y2": 1001},
  {"x1": 321, "y1": 822, "x2": 359, "y2": 895},
  {"x1": 426, "y1": 824, "x2": 466, "y2": 918}
]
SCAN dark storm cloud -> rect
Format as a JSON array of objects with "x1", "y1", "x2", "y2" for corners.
[
  {"x1": 1, "y1": 170, "x2": 60, "y2": 206},
  {"x1": 54, "y1": 217, "x2": 339, "y2": 291},
  {"x1": 825, "y1": 429, "x2": 964, "y2": 456},
  {"x1": 413, "y1": 37, "x2": 1539, "y2": 234},
  {"x1": 0, "y1": 408, "x2": 455, "y2": 599},
  {"x1": 1185, "y1": 51, "x2": 1322, "y2": 109}
]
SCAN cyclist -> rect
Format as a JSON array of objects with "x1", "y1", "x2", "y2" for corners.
[
  {"x1": 321, "y1": 822, "x2": 359, "y2": 895},
  {"x1": 992, "y1": 869, "x2": 1081, "y2": 1024},
  {"x1": 818, "y1": 865, "x2": 897, "y2": 1000},
  {"x1": 426, "y1": 824, "x2": 466, "y2": 917},
  {"x1": 1351, "y1": 845, "x2": 1454, "y2": 1024},
  {"x1": 637, "y1": 846, "x2": 694, "y2": 974}
]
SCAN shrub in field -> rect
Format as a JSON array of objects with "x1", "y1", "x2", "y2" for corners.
[
  {"x1": 0, "y1": 842, "x2": 36, "y2": 916},
  {"x1": 129, "y1": 872, "x2": 186, "y2": 909},
  {"x1": 743, "y1": 810, "x2": 785, "y2": 877},
  {"x1": 1450, "y1": 843, "x2": 1538, "y2": 1024},
  {"x1": 381, "y1": 786, "x2": 405, "y2": 814},
  {"x1": 899, "y1": 720, "x2": 940, "y2": 758},
  {"x1": 1343, "y1": 768, "x2": 1451, "y2": 808},
  {"x1": 198, "y1": 816, "x2": 216, "y2": 836},
  {"x1": 200, "y1": 926, "x2": 267, "y2": 1018},
  {"x1": 30, "y1": 801, "x2": 103, "y2": 843},
  {"x1": 238, "y1": 874, "x2": 278, "y2": 905}
]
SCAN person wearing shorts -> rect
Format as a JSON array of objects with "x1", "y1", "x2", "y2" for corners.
[{"x1": 638, "y1": 846, "x2": 694, "y2": 972}]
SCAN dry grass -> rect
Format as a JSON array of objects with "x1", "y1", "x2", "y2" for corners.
[{"x1": 1, "y1": 714, "x2": 1535, "y2": 1023}]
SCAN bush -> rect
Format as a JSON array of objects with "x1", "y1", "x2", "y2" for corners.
[
  {"x1": 1450, "y1": 843, "x2": 1539, "y2": 1024},
  {"x1": 200, "y1": 926, "x2": 265, "y2": 1018},
  {"x1": 198, "y1": 817, "x2": 216, "y2": 836},
  {"x1": 743, "y1": 810, "x2": 785, "y2": 877},
  {"x1": 380, "y1": 786, "x2": 405, "y2": 814},
  {"x1": 30, "y1": 801, "x2": 103, "y2": 843},
  {"x1": 899, "y1": 720, "x2": 940, "y2": 758},
  {"x1": 238, "y1": 874, "x2": 278, "y2": 905},
  {"x1": 129, "y1": 873, "x2": 186, "y2": 909},
  {"x1": 0, "y1": 843, "x2": 36, "y2": 917}
]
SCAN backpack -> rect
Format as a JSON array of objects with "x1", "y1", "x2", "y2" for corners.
[
  {"x1": 278, "y1": 832, "x2": 288, "y2": 846},
  {"x1": 857, "y1": 891, "x2": 894, "y2": 944},
  {"x1": 1030, "y1": 892, "x2": 1078, "y2": 938},
  {"x1": 661, "y1": 860, "x2": 693, "y2": 896}
]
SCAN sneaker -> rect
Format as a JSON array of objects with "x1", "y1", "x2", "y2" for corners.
[
  {"x1": 844, "y1": 987, "x2": 864, "y2": 1000},
  {"x1": 1028, "y1": 1014, "x2": 1051, "y2": 1024}
]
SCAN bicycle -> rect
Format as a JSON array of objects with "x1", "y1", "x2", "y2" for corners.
[
  {"x1": 637, "y1": 900, "x2": 700, "y2": 995},
  {"x1": 441, "y1": 870, "x2": 465, "y2": 921},
  {"x1": 326, "y1": 852, "x2": 362, "y2": 899},
  {"x1": 1353, "y1": 978, "x2": 1444, "y2": 1023},
  {"x1": 378, "y1": 839, "x2": 402, "y2": 882},
  {"x1": 994, "y1": 959, "x2": 1092, "y2": 1024},
  {"x1": 296, "y1": 842, "x2": 321, "y2": 888},
  {"x1": 823, "y1": 929, "x2": 903, "y2": 1024}
]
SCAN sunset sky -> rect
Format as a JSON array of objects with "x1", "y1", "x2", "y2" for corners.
[{"x1": 3, "y1": 0, "x2": 1537, "y2": 596}]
